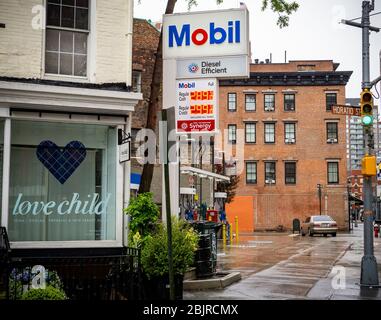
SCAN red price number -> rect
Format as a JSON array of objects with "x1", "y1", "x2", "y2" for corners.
[
  {"x1": 190, "y1": 104, "x2": 214, "y2": 114},
  {"x1": 190, "y1": 90, "x2": 214, "y2": 101}
]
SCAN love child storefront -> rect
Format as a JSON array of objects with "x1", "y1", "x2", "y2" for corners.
[{"x1": 0, "y1": 79, "x2": 142, "y2": 254}]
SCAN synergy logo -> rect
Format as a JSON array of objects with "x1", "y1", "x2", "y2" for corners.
[
  {"x1": 188, "y1": 63, "x2": 199, "y2": 73},
  {"x1": 168, "y1": 21, "x2": 241, "y2": 47}
]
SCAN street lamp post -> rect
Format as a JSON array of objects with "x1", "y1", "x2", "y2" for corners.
[{"x1": 317, "y1": 184, "x2": 322, "y2": 215}]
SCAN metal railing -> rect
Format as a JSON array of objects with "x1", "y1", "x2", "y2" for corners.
[{"x1": 0, "y1": 228, "x2": 143, "y2": 300}]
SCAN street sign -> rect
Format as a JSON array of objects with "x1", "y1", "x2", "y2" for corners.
[
  {"x1": 176, "y1": 78, "x2": 218, "y2": 133},
  {"x1": 119, "y1": 141, "x2": 130, "y2": 163},
  {"x1": 331, "y1": 105, "x2": 361, "y2": 116},
  {"x1": 177, "y1": 56, "x2": 249, "y2": 79}
]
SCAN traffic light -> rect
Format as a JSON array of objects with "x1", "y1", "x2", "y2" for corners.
[
  {"x1": 361, "y1": 154, "x2": 377, "y2": 176},
  {"x1": 360, "y1": 89, "x2": 374, "y2": 126}
]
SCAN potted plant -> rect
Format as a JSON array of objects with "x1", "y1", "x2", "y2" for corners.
[{"x1": 141, "y1": 218, "x2": 198, "y2": 300}]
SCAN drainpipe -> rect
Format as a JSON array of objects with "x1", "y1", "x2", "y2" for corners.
[{"x1": 123, "y1": 115, "x2": 132, "y2": 246}]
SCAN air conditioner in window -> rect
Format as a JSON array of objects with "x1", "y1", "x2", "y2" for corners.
[
  {"x1": 327, "y1": 138, "x2": 338, "y2": 143},
  {"x1": 285, "y1": 103, "x2": 294, "y2": 110},
  {"x1": 265, "y1": 179, "x2": 276, "y2": 184},
  {"x1": 285, "y1": 138, "x2": 296, "y2": 144},
  {"x1": 264, "y1": 107, "x2": 274, "y2": 111}
]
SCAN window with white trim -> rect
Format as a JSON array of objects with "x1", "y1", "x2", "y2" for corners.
[
  {"x1": 245, "y1": 123, "x2": 256, "y2": 143},
  {"x1": 326, "y1": 122, "x2": 338, "y2": 143},
  {"x1": 284, "y1": 123, "x2": 296, "y2": 143},
  {"x1": 264, "y1": 123, "x2": 275, "y2": 143},
  {"x1": 246, "y1": 162, "x2": 257, "y2": 184},
  {"x1": 228, "y1": 124, "x2": 237, "y2": 144},
  {"x1": 265, "y1": 162, "x2": 276, "y2": 184},
  {"x1": 284, "y1": 94, "x2": 295, "y2": 111},
  {"x1": 228, "y1": 93, "x2": 237, "y2": 112},
  {"x1": 327, "y1": 162, "x2": 339, "y2": 184},
  {"x1": 264, "y1": 94, "x2": 275, "y2": 112},
  {"x1": 245, "y1": 94, "x2": 256, "y2": 111},
  {"x1": 45, "y1": 0, "x2": 89, "y2": 77}
]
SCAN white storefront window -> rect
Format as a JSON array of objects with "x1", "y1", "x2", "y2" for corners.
[{"x1": 7, "y1": 120, "x2": 117, "y2": 242}]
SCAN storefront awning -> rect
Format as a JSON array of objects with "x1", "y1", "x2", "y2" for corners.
[
  {"x1": 0, "y1": 80, "x2": 142, "y2": 116},
  {"x1": 180, "y1": 166, "x2": 230, "y2": 182},
  {"x1": 349, "y1": 194, "x2": 363, "y2": 204}
]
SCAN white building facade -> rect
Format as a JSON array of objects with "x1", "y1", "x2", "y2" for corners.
[{"x1": 0, "y1": 0, "x2": 141, "y2": 250}]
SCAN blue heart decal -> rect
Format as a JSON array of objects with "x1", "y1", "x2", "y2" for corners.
[{"x1": 36, "y1": 140, "x2": 87, "y2": 184}]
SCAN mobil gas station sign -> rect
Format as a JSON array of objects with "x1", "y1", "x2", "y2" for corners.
[
  {"x1": 163, "y1": 9, "x2": 250, "y2": 59},
  {"x1": 163, "y1": 8, "x2": 249, "y2": 134}
]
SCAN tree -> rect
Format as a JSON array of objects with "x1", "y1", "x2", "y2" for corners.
[{"x1": 138, "y1": 0, "x2": 299, "y2": 194}]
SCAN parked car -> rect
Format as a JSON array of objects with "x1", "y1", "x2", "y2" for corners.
[{"x1": 300, "y1": 215, "x2": 338, "y2": 237}]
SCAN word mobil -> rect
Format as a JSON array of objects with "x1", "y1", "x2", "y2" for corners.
[
  {"x1": 13, "y1": 193, "x2": 111, "y2": 216},
  {"x1": 168, "y1": 21, "x2": 241, "y2": 47}
]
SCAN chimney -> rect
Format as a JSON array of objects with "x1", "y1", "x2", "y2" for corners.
[
  {"x1": 254, "y1": 59, "x2": 259, "y2": 64},
  {"x1": 265, "y1": 59, "x2": 270, "y2": 64}
]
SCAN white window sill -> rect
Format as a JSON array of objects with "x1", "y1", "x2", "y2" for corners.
[{"x1": 43, "y1": 73, "x2": 89, "y2": 83}]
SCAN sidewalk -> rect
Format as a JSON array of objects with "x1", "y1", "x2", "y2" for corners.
[
  {"x1": 307, "y1": 224, "x2": 381, "y2": 300},
  {"x1": 184, "y1": 224, "x2": 381, "y2": 300}
]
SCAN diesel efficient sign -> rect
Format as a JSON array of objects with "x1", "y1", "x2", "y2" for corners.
[
  {"x1": 163, "y1": 8, "x2": 249, "y2": 59},
  {"x1": 177, "y1": 56, "x2": 249, "y2": 79}
]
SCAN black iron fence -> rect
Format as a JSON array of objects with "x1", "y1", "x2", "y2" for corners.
[{"x1": 0, "y1": 228, "x2": 143, "y2": 300}]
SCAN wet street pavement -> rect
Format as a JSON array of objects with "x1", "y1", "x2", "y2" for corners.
[{"x1": 184, "y1": 224, "x2": 381, "y2": 300}]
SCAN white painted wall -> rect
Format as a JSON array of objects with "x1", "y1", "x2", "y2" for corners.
[
  {"x1": 0, "y1": 0, "x2": 44, "y2": 78},
  {"x1": 0, "y1": 0, "x2": 133, "y2": 84}
]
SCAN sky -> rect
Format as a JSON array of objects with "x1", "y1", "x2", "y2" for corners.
[{"x1": 134, "y1": 0, "x2": 381, "y2": 101}]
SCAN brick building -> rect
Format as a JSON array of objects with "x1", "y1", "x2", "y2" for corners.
[
  {"x1": 131, "y1": 19, "x2": 162, "y2": 203},
  {"x1": 218, "y1": 60, "x2": 352, "y2": 231}
]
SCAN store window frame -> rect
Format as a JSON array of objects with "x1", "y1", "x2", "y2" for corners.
[{"x1": 0, "y1": 116, "x2": 124, "y2": 249}]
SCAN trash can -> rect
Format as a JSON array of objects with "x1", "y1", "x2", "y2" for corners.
[{"x1": 191, "y1": 221, "x2": 222, "y2": 278}]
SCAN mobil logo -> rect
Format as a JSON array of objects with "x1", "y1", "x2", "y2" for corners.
[
  {"x1": 168, "y1": 20, "x2": 241, "y2": 48},
  {"x1": 178, "y1": 82, "x2": 195, "y2": 89}
]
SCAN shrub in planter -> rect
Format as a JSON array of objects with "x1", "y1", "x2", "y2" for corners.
[
  {"x1": 141, "y1": 218, "x2": 198, "y2": 300},
  {"x1": 9, "y1": 268, "x2": 66, "y2": 300},
  {"x1": 124, "y1": 192, "x2": 160, "y2": 247},
  {"x1": 21, "y1": 285, "x2": 67, "y2": 300}
]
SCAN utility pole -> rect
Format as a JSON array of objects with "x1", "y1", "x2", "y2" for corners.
[
  {"x1": 162, "y1": 109, "x2": 175, "y2": 300},
  {"x1": 342, "y1": 0, "x2": 380, "y2": 287}
]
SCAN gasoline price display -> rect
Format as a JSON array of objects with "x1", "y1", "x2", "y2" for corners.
[
  {"x1": 190, "y1": 104, "x2": 214, "y2": 115},
  {"x1": 190, "y1": 90, "x2": 214, "y2": 101}
]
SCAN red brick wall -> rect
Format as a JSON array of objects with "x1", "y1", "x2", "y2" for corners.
[{"x1": 132, "y1": 19, "x2": 161, "y2": 129}]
